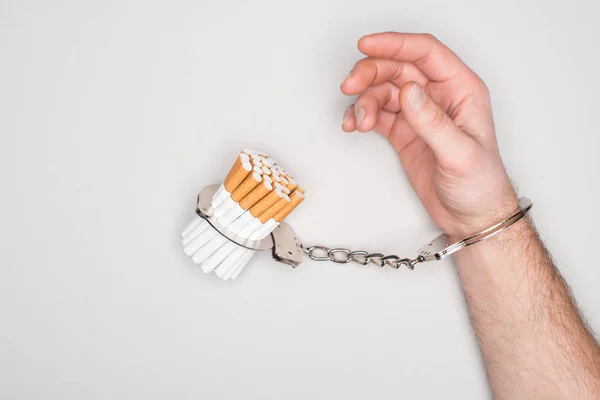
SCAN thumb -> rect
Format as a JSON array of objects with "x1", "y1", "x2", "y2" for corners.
[{"x1": 399, "y1": 82, "x2": 473, "y2": 166}]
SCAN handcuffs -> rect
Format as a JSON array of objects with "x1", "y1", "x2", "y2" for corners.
[{"x1": 195, "y1": 183, "x2": 533, "y2": 270}]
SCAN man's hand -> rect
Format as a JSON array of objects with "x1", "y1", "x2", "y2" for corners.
[
  {"x1": 341, "y1": 32, "x2": 517, "y2": 239},
  {"x1": 341, "y1": 32, "x2": 600, "y2": 399}
]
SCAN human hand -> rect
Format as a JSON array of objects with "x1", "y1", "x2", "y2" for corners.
[{"x1": 341, "y1": 32, "x2": 518, "y2": 239}]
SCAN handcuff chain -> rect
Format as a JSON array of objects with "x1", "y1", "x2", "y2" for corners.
[
  {"x1": 300, "y1": 198, "x2": 533, "y2": 270},
  {"x1": 300, "y1": 245, "x2": 423, "y2": 270}
]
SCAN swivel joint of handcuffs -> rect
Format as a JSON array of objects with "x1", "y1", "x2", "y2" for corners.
[{"x1": 180, "y1": 149, "x2": 533, "y2": 280}]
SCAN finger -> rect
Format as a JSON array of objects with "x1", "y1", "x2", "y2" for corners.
[
  {"x1": 350, "y1": 104, "x2": 420, "y2": 156},
  {"x1": 341, "y1": 57, "x2": 428, "y2": 95},
  {"x1": 358, "y1": 32, "x2": 475, "y2": 82},
  {"x1": 342, "y1": 101, "x2": 402, "y2": 138},
  {"x1": 372, "y1": 108, "x2": 396, "y2": 136},
  {"x1": 354, "y1": 82, "x2": 401, "y2": 132},
  {"x1": 341, "y1": 104, "x2": 356, "y2": 132},
  {"x1": 360, "y1": 81, "x2": 401, "y2": 112},
  {"x1": 399, "y1": 82, "x2": 475, "y2": 166},
  {"x1": 388, "y1": 114, "x2": 419, "y2": 154},
  {"x1": 374, "y1": 109, "x2": 419, "y2": 153}
]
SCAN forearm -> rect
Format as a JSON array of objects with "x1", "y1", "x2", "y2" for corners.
[{"x1": 455, "y1": 218, "x2": 600, "y2": 399}]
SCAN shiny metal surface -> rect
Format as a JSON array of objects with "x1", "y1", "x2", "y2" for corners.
[
  {"x1": 271, "y1": 222, "x2": 303, "y2": 268},
  {"x1": 417, "y1": 197, "x2": 533, "y2": 261},
  {"x1": 302, "y1": 197, "x2": 533, "y2": 270},
  {"x1": 301, "y1": 245, "x2": 421, "y2": 270}
]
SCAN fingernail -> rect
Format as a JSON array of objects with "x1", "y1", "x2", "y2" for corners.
[
  {"x1": 343, "y1": 106, "x2": 353, "y2": 125},
  {"x1": 407, "y1": 83, "x2": 425, "y2": 110},
  {"x1": 346, "y1": 68, "x2": 354, "y2": 79},
  {"x1": 355, "y1": 107, "x2": 366, "y2": 126}
]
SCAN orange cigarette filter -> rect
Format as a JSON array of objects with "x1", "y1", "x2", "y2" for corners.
[
  {"x1": 295, "y1": 186, "x2": 305, "y2": 194},
  {"x1": 224, "y1": 155, "x2": 252, "y2": 192},
  {"x1": 286, "y1": 178, "x2": 297, "y2": 192},
  {"x1": 271, "y1": 172, "x2": 282, "y2": 183},
  {"x1": 239, "y1": 180, "x2": 273, "y2": 210},
  {"x1": 261, "y1": 166, "x2": 272, "y2": 175},
  {"x1": 249, "y1": 189, "x2": 282, "y2": 217},
  {"x1": 231, "y1": 172, "x2": 262, "y2": 202},
  {"x1": 259, "y1": 195, "x2": 290, "y2": 223},
  {"x1": 274, "y1": 191, "x2": 305, "y2": 222}
]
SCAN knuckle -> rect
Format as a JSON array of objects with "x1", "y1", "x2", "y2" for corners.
[
  {"x1": 475, "y1": 77, "x2": 490, "y2": 97},
  {"x1": 467, "y1": 74, "x2": 490, "y2": 99},
  {"x1": 422, "y1": 33, "x2": 438, "y2": 42}
]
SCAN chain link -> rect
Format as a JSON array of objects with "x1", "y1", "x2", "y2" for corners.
[{"x1": 301, "y1": 244, "x2": 423, "y2": 270}]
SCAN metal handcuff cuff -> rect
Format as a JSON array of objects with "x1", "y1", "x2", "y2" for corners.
[{"x1": 193, "y1": 183, "x2": 533, "y2": 271}]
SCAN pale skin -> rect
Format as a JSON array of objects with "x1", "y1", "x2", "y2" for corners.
[{"x1": 340, "y1": 32, "x2": 600, "y2": 399}]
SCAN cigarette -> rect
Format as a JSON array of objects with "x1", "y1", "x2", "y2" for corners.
[
  {"x1": 242, "y1": 148, "x2": 259, "y2": 155},
  {"x1": 273, "y1": 190, "x2": 305, "y2": 222},
  {"x1": 274, "y1": 166, "x2": 287, "y2": 176},
  {"x1": 261, "y1": 158, "x2": 274, "y2": 168},
  {"x1": 192, "y1": 235, "x2": 227, "y2": 265},
  {"x1": 217, "y1": 194, "x2": 289, "y2": 278},
  {"x1": 211, "y1": 184, "x2": 229, "y2": 208},
  {"x1": 263, "y1": 175, "x2": 273, "y2": 185},
  {"x1": 228, "y1": 182, "x2": 273, "y2": 234},
  {"x1": 223, "y1": 156, "x2": 253, "y2": 192},
  {"x1": 271, "y1": 171, "x2": 282, "y2": 183},
  {"x1": 250, "y1": 219, "x2": 278, "y2": 240},
  {"x1": 258, "y1": 194, "x2": 290, "y2": 223},
  {"x1": 286, "y1": 177, "x2": 297, "y2": 192},
  {"x1": 295, "y1": 186, "x2": 305, "y2": 195},
  {"x1": 249, "y1": 187, "x2": 284, "y2": 217},
  {"x1": 201, "y1": 176, "x2": 269, "y2": 267},
  {"x1": 229, "y1": 251, "x2": 254, "y2": 279},
  {"x1": 215, "y1": 246, "x2": 249, "y2": 279},
  {"x1": 201, "y1": 240, "x2": 237, "y2": 273},
  {"x1": 261, "y1": 166, "x2": 272, "y2": 175},
  {"x1": 184, "y1": 225, "x2": 218, "y2": 256},
  {"x1": 237, "y1": 219, "x2": 263, "y2": 239},
  {"x1": 227, "y1": 211, "x2": 256, "y2": 234},
  {"x1": 182, "y1": 218, "x2": 210, "y2": 246},
  {"x1": 239, "y1": 180, "x2": 273, "y2": 210},
  {"x1": 231, "y1": 172, "x2": 262, "y2": 202},
  {"x1": 213, "y1": 195, "x2": 237, "y2": 220},
  {"x1": 273, "y1": 182, "x2": 290, "y2": 194},
  {"x1": 181, "y1": 215, "x2": 202, "y2": 237},
  {"x1": 219, "y1": 202, "x2": 247, "y2": 227}
]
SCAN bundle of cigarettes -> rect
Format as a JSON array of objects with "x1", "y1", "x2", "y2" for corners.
[{"x1": 181, "y1": 149, "x2": 305, "y2": 280}]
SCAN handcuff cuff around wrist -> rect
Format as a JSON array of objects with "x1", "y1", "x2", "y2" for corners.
[{"x1": 195, "y1": 184, "x2": 533, "y2": 270}]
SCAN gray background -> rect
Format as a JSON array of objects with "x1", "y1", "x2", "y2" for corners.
[{"x1": 1, "y1": 0, "x2": 598, "y2": 398}]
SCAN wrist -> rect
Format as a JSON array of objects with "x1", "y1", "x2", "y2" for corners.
[
  {"x1": 445, "y1": 193, "x2": 520, "y2": 244},
  {"x1": 453, "y1": 216, "x2": 536, "y2": 269}
]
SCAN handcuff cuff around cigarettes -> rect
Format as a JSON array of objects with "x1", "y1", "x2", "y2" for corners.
[{"x1": 181, "y1": 149, "x2": 533, "y2": 280}]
